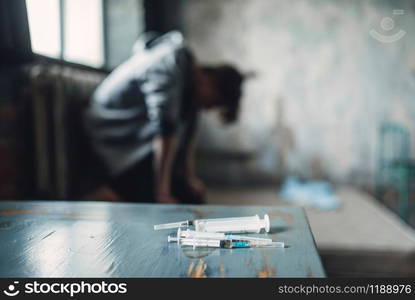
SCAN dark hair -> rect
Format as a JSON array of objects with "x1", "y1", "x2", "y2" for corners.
[{"x1": 201, "y1": 65, "x2": 244, "y2": 124}]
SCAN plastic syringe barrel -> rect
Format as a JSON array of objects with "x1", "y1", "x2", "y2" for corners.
[
  {"x1": 178, "y1": 229, "x2": 273, "y2": 243},
  {"x1": 179, "y1": 229, "x2": 226, "y2": 240},
  {"x1": 175, "y1": 237, "x2": 284, "y2": 249},
  {"x1": 194, "y1": 214, "x2": 270, "y2": 233},
  {"x1": 179, "y1": 238, "x2": 221, "y2": 249}
]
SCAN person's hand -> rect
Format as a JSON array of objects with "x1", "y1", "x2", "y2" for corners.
[{"x1": 156, "y1": 193, "x2": 179, "y2": 204}]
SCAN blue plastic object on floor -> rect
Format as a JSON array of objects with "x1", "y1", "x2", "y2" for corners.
[{"x1": 279, "y1": 176, "x2": 340, "y2": 210}]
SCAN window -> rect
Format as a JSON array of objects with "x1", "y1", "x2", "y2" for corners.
[
  {"x1": 26, "y1": 0, "x2": 61, "y2": 58},
  {"x1": 26, "y1": 0, "x2": 144, "y2": 69},
  {"x1": 63, "y1": 0, "x2": 104, "y2": 67}
]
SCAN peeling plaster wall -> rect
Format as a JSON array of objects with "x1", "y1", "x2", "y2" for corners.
[
  {"x1": 106, "y1": 0, "x2": 144, "y2": 69},
  {"x1": 184, "y1": 0, "x2": 415, "y2": 187}
]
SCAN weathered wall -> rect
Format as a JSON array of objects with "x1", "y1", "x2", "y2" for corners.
[
  {"x1": 106, "y1": 0, "x2": 144, "y2": 69},
  {"x1": 183, "y1": 0, "x2": 415, "y2": 187}
]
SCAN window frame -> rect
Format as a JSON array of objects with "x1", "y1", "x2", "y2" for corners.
[
  {"x1": 28, "y1": 0, "x2": 143, "y2": 73},
  {"x1": 28, "y1": 0, "x2": 183, "y2": 72}
]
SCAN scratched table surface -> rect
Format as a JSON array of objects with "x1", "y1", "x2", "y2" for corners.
[{"x1": 0, "y1": 201, "x2": 325, "y2": 278}]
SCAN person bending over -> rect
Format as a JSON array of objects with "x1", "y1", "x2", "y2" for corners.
[{"x1": 84, "y1": 31, "x2": 244, "y2": 204}]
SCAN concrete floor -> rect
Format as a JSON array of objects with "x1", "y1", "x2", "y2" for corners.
[{"x1": 206, "y1": 186, "x2": 415, "y2": 277}]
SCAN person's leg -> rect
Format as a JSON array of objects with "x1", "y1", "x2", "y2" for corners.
[
  {"x1": 84, "y1": 186, "x2": 123, "y2": 202},
  {"x1": 109, "y1": 154, "x2": 155, "y2": 202},
  {"x1": 81, "y1": 152, "x2": 122, "y2": 202},
  {"x1": 171, "y1": 176, "x2": 206, "y2": 204}
]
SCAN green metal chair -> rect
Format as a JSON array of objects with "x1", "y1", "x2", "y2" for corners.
[{"x1": 376, "y1": 122, "x2": 415, "y2": 223}]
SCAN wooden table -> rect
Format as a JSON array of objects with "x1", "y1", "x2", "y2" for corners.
[{"x1": 0, "y1": 201, "x2": 325, "y2": 277}]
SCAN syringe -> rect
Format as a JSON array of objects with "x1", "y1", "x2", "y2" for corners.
[
  {"x1": 153, "y1": 220, "x2": 192, "y2": 230},
  {"x1": 175, "y1": 228, "x2": 273, "y2": 244},
  {"x1": 168, "y1": 236, "x2": 284, "y2": 249},
  {"x1": 154, "y1": 214, "x2": 270, "y2": 233}
]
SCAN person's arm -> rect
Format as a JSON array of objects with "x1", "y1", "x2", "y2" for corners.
[
  {"x1": 153, "y1": 136, "x2": 178, "y2": 203},
  {"x1": 184, "y1": 137, "x2": 196, "y2": 178},
  {"x1": 173, "y1": 112, "x2": 206, "y2": 199},
  {"x1": 142, "y1": 47, "x2": 190, "y2": 203},
  {"x1": 184, "y1": 137, "x2": 206, "y2": 198}
]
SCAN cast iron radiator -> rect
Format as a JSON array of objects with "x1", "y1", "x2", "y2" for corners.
[{"x1": 29, "y1": 64, "x2": 105, "y2": 199}]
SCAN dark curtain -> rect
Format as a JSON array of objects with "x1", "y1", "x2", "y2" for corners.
[{"x1": 0, "y1": 0, "x2": 33, "y2": 66}]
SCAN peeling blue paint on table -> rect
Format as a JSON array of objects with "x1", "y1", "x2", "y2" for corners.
[{"x1": 0, "y1": 201, "x2": 325, "y2": 277}]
